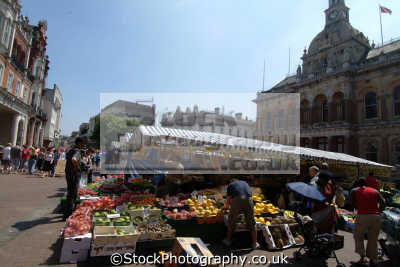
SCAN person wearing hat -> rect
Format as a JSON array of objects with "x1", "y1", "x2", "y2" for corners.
[
  {"x1": 309, "y1": 165, "x2": 320, "y2": 184},
  {"x1": 350, "y1": 178, "x2": 385, "y2": 267}
]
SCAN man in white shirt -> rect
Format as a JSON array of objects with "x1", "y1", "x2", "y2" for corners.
[
  {"x1": 309, "y1": 166, "x2": 320, "y2": 184},
  {"x1": 2, "y1": 143, "x2": 12, "y2": 173}
]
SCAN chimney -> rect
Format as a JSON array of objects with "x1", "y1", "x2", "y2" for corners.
[{"x1": 215, "y1": 107, "x2": 220, "y2": 115}]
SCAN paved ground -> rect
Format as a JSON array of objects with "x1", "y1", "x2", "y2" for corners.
[{"x1": 0, "y1": 173, "x2": 396, "y2": 267}]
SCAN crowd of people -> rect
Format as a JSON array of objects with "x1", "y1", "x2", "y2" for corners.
[{"x1": 0, "y1": 143, "x2": 102, "y2": 180}]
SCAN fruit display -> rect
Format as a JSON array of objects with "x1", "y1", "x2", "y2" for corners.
[
  {"x1": 268, "y1": 225, "x2": 291, "y2": 249},
  {"x1": 289, "y1": 224, "x2": 304, "y2": 245},
  {"x1": 254, "y1": 202, "x2": 279, "y2": 215},
  {"x1": 64, "y1": 207, "x2": 92, "y2": 237},
  {"x1": 130, "y1": 197, "x2": 156, "y2": 206},
  {"x1": 113, "y1": 216, "x2": 131, "y2": 226},
  {"x1": 132, "y1": 216, "x2": 144, "y2": 225},
  {"x1": 94, "y1": 217, "x2": 111, "y2": 226},
  {"x1": 127, "y1": 203, "x2": 159, "y2": 211},
  {"x1": 255, "y1": 217, "x2": 271, "y2": 225},
  {"x1": 159, "y1": 198, "x2": 186, "y2": 208},
  {"x1": 187, "y1": 196, "x2": 222, "y2": 217},
  {"x1": 137, "y1": 222, "x2": 175, "y2": 239},
  {"x1": 283, "y1": 210, "x2": 295, "y2": 219},
  {"x1": 164, "y1": 209, "x2": 197, "y2": 220},
  {"x1": 78, "y1": 187, "x2": 98, "y2": 197},
  {"x1": 93, "y1": 210, "x2": 117, "y2": 217},
  {"x1": 252, "y1": 193, "x2": 265, "y2": 202},
  {"x1": 116, "y1": 229, "x2": 135, "y2": 235}
]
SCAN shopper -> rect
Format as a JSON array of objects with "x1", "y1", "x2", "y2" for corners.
[
  {"x1": 223, "y1": 179, "x2": 259, "y2": 249},
  {"x1": 64, "y1": 137, "x2": 85, "y2": 220},
  {"x1": 309, "y1": 165, "x2": 320, "y2": 184},
  {"x1": 311, "y1": 171, "x2": 337, "y2": 234},
  {"x1": 36, "y1": 148, "x2": 45, "y2": 175},
  {"x1": 20, "y1": 145, "x2": 31, "y2": 172},
  {"x1": 95, "y1": 151, "x2": 101, "y2": 171},
  {"x1": 42, "y1": 148, "x2": 54, "y2": 178},
  {"x1": 28, "y1": 147, "x2": 37, "y2": 175},
  {"x1": 2, "y1": 143, "x2": 11, "y2": 173},
  {"x1": 335, "y1": 186, "x2": 346, "y2": 208},
  {"x1": 350, "y1": 178, "x2": 386, "y2": 267},
  {"x1": 365, "y1": 171, "x2": 380, "y2": 190},
  {"x1": 50, "y1": 149, "x2": 60, "y2": 177},
  {"x1": 10, "y1": 144, "x2": 21, "y2": 173}
]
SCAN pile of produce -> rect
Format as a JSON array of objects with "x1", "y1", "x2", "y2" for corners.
[
  {"x1": 255, "y1": 217, "x2": 271, "y2": 225},
  {"x1": 126, "y1": 202, "x2": 159, "y2": 211},
  {"x1": 164, "y1": 209, "x2": 197, "y2": 220},
  {"x1": 254, "y1": 202, "x2": 279, "y2": 215},
  {"x1": 112, "y1": 216, "x2": 131, "y2": 226},
  {"x1": 252, "y1": 193, "x2": 265, "y2": 202},
  {"x1": 78, "y1": 187, "x2": 98, "y2": 197},
  {"x1": 268, "y1": 225, "x2": 291, "y2": 249},
  {"x1": 187, "y1": 196, "x2": 222, "y2": 217},
  {"x1": 94, "y1": 217, "x2": 111, "y2": 226},
  {"x1": 116, "y1": 229, "x2": 135, "y2": 235},
  {"x1": 64, "y1": 207, "x2": 92, "y2": 237},
  {"x1": 79, "y1": 196, "x2": 115, "y2": 211},
  {"x1": 137, "y1": 222, "x2": 174, "y2": 235},
  {"x1": 159, "y1": 198, "x2": 186, "y2": 208}
]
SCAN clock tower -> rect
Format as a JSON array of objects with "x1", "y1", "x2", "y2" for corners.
[{"x1": 325, "y1": 0, "x2": 349, "y2": 26}]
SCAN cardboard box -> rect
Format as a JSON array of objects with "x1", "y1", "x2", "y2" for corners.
[
  {"x1": 262, "y1": 224, "x2": 293, "y2": 250},
  {"x1": 93, "y1": 226, "x2": 140, "y2": 246},
  {"x1": 170, "y1": 237, "x2": 218, "y2": 267},
  {"x1": 91, "y1": 243, "x2": 137, "y2": 257},
  {"x1": 60, "y1": 234, "x2": 91, "y2": 263}
]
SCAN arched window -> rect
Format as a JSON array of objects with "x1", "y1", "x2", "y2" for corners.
[
  {"x1": 365, "y1": 141, "x2": 378, "y2": 162},
  {"x1": 393, "y1": 86, "x2": 400, "y2": 116},
  {"x1": 300, "y1": 99, "x2": 310, "y2": 124},
  {"x1": 365, "y1": 92, "x2": 377, "y2": 119},
  {"x1": 332, "y1": 92, "x2": 345, "y2": 121},
  {"x1": 313, "y1": 95, "x2": 328, "y2": 123}
]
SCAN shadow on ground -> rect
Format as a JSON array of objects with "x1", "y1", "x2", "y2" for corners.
[
  {"x1": 47, "y1": 188, "x2": 67, "y2": 199},
  {"x1": 11, "y1": 215, "x2": 64, "y2": 232}
]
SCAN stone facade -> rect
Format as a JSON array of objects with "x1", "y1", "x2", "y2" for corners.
[
  {"x1": 161, "y1": 106, "x2": 256, "y2": 139},
  {"x1": 0, "y1": 0, "x2": 51, "y2": 147},
  {"x1": 254, "y1": 0, "x2": 400, "y2": 167},
  {"x1": 101, "y1": 100, "x2": 155, "y2": 126},
  {"x1": 41, "y1": 84, "x2": 62, "y2": 147}
]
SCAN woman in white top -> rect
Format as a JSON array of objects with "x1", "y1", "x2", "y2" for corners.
[{"x1": 42, "y1": 149, "x2": 54, "y2": 178}]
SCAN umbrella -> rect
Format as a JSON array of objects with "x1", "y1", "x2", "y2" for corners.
[{"x1": 286, "y1": 182, "x2": 326, "y2": 202}]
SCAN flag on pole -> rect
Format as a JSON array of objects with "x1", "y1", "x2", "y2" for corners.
[{"x1": 380, "y1": 6, "x2": 392, "y2": 15}]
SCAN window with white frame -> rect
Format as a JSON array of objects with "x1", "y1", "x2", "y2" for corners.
[
  {"x1": 15, "y1": 80, "x2": 21, "y2": 97},
  {"x1": 6, "y1": 71, "x2": 14, "y2": 92},
  {"x1": 2, "y1": 19, "x2": 11, "y2": 46}
]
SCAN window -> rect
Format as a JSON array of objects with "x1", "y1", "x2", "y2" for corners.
[
  {"x1": 244, "y1": 131, "x2": 247, "y2": 138},
  {"x1": 278, "y1": 109, "x2": 285, "y2": 129},
  {"x1": 15, "y1": 80, "x2": 21, "y2": 97},
  {"x1": 6, "y1": 71, "x2": 14, "y2": 91},
  {"x1": 265, "y1": 112, "x2": 271, "y2": 129},
  {"x1": 0, "y1": 63, "x2": 4, "y2": 84},
  {"x1": 301, "y1": 138, "x2": 310, "y2": 148},
  {"x1": 317, "y1": 137, "x2": 328, "y2": 151},
  {"x1": 394, "y1": 86, "x2": 400, "y2": 116},
  {"x1": 229, "y1": 128, "x2": 232, "y2": 136},
  {"x1": 236, "y1": 129, "x2": 240, "y2": 137},
  {"x1": 337, "y1": 100, "x2": 345, "y2": 120},
  {"x1": 322, "y1": 101, "x2": 328, "y2": 122},
  {"x1": 23, "y1": 86, "x2": 28, "y2": 102},
  {"x1": 394, "y1": 142, "x2": 400, "y2": 165},
  {"x1": 365, "y1": 92, "x2": 378, "y2": 119},
  {"x1": 365, "y1": 141, "x2": 378, "y2": 162},
  {"x1": 336, "y1": 136, "x2": 345, "y2": 153},
  {"x1": 2, "y1": 19, "x2": 11, "y2": 46}
]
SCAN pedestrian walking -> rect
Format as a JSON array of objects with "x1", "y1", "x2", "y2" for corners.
[
  {"x1": 350, "y1": 178, "x2": 386, "y2": 267},
  {"x1": 50, "y1": 149, "x2": 60, "y2": 177},
  {"x1": 42, "y1": 148, "x2": 54, "y2": 178},
  {"x1": 64, "y1": 137, "x2": 85, "y2": 220},
  {"x1": 2, "y1": 143, "x2": 12, "y2": 173},
  {"x1": 28, "y1": 147, "x2": 37, "y2": 174},
  {"x1": 10, "y1": 144, "x2": 21, "y2": 173},
  {"x1": 20, "y1": 145, "x2": 31, "y2": 173},
  {"x1": 36, "y1": 148, "x2": 45, "y2": 175}
]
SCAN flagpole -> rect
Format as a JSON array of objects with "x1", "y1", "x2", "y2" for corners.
[{"x1": 379, "y1": 5, "x2": 384, "y2": 46}]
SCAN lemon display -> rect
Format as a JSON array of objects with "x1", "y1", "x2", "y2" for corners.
[
  {"x1": 253, "y1": 202, "x2": 279, "y2": 215},
  {"x1": 252, "y1": 193, "x2": 264, "y2": 203},
  {"x1": 188, "y1": 196, "x2": 222, "y2": 217},
  {"x1": 255, "y1": 217, "x2": 271, "y2": 225}
]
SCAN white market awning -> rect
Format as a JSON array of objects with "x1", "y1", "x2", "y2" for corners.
[{"x1": 133, "y1": 126, "x2": 392, "y2": 169}]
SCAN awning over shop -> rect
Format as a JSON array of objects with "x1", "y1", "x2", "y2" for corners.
[{"x1": 131, "y1": 126, "x2": 392, "y2": 170}]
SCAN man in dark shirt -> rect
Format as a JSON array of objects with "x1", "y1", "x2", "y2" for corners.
[
  {"x1": 223, "y1": 180, "x2": 259, "y2": 249},
  {"x1": 63, "y1": 137, "x2": 85, "y2": 220}
]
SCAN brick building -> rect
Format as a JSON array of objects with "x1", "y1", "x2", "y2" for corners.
[
  {"x1": 0, "y1": 0, "x2": 50, "y2": 146},
  {"x1": 254, "y1": 0, "x2": 400, "y2": 167}
]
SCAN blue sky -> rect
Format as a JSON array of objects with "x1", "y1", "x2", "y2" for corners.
[{"x1": 21, "y1": 0, "x2": 399, "y2": 135}]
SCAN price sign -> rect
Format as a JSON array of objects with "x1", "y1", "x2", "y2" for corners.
[{"x1": 107, "y1": 214, "x2": 121, "y2": 219}]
